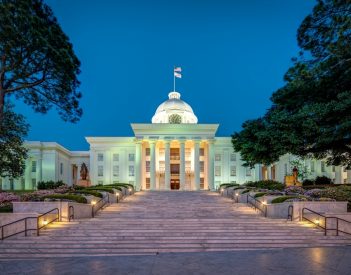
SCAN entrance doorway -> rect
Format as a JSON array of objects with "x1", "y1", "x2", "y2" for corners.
[{"x1": 170, "y1": 179, "x2": 180, "y2": 190}]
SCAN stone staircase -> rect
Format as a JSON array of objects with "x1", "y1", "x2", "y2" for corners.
[{"x1": 0, "y1": 191, "x2": 350, "y2": 258}]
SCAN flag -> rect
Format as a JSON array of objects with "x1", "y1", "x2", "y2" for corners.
[
  {"x1": 174, "y1": 67, "x2": 182, "y2": 72},
  {"x1": 174, "y1": 72, "x2": 182, "y2": 78}
]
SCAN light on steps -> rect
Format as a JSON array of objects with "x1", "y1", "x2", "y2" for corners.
[
  {"x1": 42, "y1": 219, "x2": 48, "y2": 226},
  {"x1": 91, "y1": 201, "x2": 97, "y2": 205},
  {"x1": 315, "y1": 218, "x2": 320, "y2": 225}
]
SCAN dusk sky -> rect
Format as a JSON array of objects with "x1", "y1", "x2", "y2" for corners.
[{"x1": 16, "y1": 0, "x2": 316, "y2": 150}]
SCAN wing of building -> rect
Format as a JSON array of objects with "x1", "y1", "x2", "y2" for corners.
[{"x1": 1, "y1": 91, "x2": 350, "y2": 190}]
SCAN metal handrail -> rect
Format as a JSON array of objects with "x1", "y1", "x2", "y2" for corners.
[
  {"x1": 247, "y1": 194, "x2": 267, "y2": 217},
  {"x1": 287, "y1": 205, "x2": 293, "y2": 221},
  {"x1": 69, "y1": 205, "x2": 74, "y2": 221},
  {"x1": 0, "y1": 216, "x2": 36, "y2": 240},
  {"x1": 302, "y1": 208, "x2": 351, "y2": 236},
  {"x1": 91, "y1": 196, "x2": 108, "y2": 218},
  {"x1": 37, "y1": 208, "x2": 60, "y2": 236}
]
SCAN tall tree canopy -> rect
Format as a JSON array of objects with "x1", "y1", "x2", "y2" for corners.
[
  {"x1": 0, "y1": 0, "x2": 82, "y2": 123},
  {"x1": 232, "y1": 0, "x2": 351, "y2": 168},
  {"x1": 0, "y1": 103, "x2": 28, "y2": 178}
]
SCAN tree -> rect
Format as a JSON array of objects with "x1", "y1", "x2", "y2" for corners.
[
  {"x1": 0, "y1": 103, "x2": 29, "y2": 178},
  {"x1": 232, "y1": 0, "x2": 351, "y2": 168},
  {"x1": 0, "y1": 0, "x2": 82, "y2": 124}
]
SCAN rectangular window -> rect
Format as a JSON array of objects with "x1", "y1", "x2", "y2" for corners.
[
  {"x1": 215, "y1": 154, "x2": 221, "y2": 161},
  {"x1": 98, "y1": 166, "x2": 103, "y2": 177},
  {"x1": 145, "y1": 148, "x2": 150, "y2": 156},
  {"x1": 311, "y1": 161, "x2": 315, "y2": 173},
  {"x1": 113, "y1": 165, "x2": 119, "y2": 177},
  {"x1": 200, "y1": 177, "x2": 204, "y2": 184},
  {"x1": 97, "y1": 153, "x2": 104, "y2": 162},
  {"x1": 171, "y1": 164, "x2": 180, "y2": 174},
  {"x1": 321, "y1": 161, "x2": 326, "y2": 172},
  {"x1": 200, "y1": 148, "x2": 205, "y2": 156},
  {"x1": 20, "y1": 178, "x2": 25, "y2": 190},
  {"x1": 230, "y1": 154, "x2": 236, "y2": 161},
  {"x1": 31, "y1": 178, "x2": 36, "y2": 189},
  {"x1": 146, "y1": 177, "x2": 150, "y2": 189},
  {"x1": 246, "y1": 167, "x2": 252, "y2": 176},
  {"x1": 98, "y1": 180, "x2": 103, "y2": 185},
  {"x1": 200, "y1": 161, "x2": 205, "y2": 173},
  {"x1": 230, "y1": 166, "x2": 236, "y2": 177},
  {"x1": 129, "y1": 153, "x2": 135, "y2": 162},
  {"x1": 332, "y1": 166, "x2": 336, "y2": 173},
  {"x1": 113, "y1": 154, "x2": 119, "y2": 162},
  {"x1": 60, "y1": 163, "x2": 63, "y2": 175},
  {"x1": 129, "y1": 165, "x2": 135, "y2": 176},
  {"x1": 146, "y1": 161, "x2": 150, "y2": 172},
  {"x1": 31, "y1": 161, "x2": 37, "y2": 173},
  {"x1": 215, "y1": 166, "x2": 221, "y2": 177}
]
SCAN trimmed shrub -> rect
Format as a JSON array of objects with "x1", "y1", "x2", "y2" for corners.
[
  {"x1": 72, "y1": 190, "x2": 103, "y2": 198},
  {"x1": 245, "y1": 180, "x2": 284, "y2": 191},
  {"x1": 43, "y1": 194, "x2": 87, "y2": 204},
  {"x1": 0, "y1": 203, "x2": 13, "y2": 212},
  {"x1": 302, "y1": 179, "x2": 314, "y2": 186},
  {"x1": 271, "y1": 196, "x2": 301, "y2": 204},
  {"x1": 315, "y1": 176, "x2": 332, "y2": 185},
  {"x1": 86, "y1": 187, "x2": 115, "y2": 194},
  {"x1": 254, "y1": 192, "x2": 267, "y2": 198},
  {"x1": 241, "y1": 189, "x2": 250, "y2": 194},
  {"x1": 37, "y1": 180, "x2": 65, "y2": 190}
]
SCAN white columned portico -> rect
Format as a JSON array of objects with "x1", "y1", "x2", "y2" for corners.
[
  {"x1": 164, "y1": 140, "x2": 170, "y2": 190},
  {"x1": 207, "y1": 140, "x2": 215, "y2": 190},
  {"x1": 150, "y1": 141, "x2": 156, "y2": 190},
  {"x1": 180, "y1": 140, "x2": 186, "y2": 190},
  {"x1": 194, "y1": 141, "x2": 200, "y2": 191},
  {"x1": 135, "y1": 140, "x2": 142, "y2": 191}
]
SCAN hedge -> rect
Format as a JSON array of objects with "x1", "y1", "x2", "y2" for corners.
[
  {"x1": 43, "y1": 194, "x2": 87, "y2": 204},
  {"x1": 254, "y1": 192, "x2": 267, "y2": 198},
  {"x1": 85, "y1": 187, "x2": 115, "y2": 194},
  {"x1": 72, "y1": 190, "x2": 103, "y2": 198},
  {"x1": 38, "y1": 180, "x2": 65, "y2": 190},
  {"x1": 271, "y1": 196, "x2": 301, "y2": 204},
  {"x1": 245, "y1": 180, "x2": 284, "y2": 191}
]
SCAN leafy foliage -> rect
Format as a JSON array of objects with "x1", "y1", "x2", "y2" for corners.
[
  {"x1": 43, "y1": 194, "x2": 87, "y2": 204},
  {"x1": 315, "y1": 176, "x2": 333, "y2": 185},
  {"x1": 244, "y1": 180, "x2": 284, "y2": 191},
  {"x1": 232, "y1": 0, "x2": 351, "y2": 168},
  {"x1": 37, "y1": 180, "x2": 65, "y2": 190},
  {"x1": 0, "y1": 103, "x2": 28, "y2": 178},
  {"x1": 0, "y1": 0, "x2": 82, "y2": 123}
]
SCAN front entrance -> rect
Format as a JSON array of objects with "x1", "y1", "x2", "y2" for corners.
[{"x1": 170, "y1": 179, "x2": 180, "y2": 190}]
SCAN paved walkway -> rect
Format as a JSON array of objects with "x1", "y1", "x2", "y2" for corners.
[
  {"x1": 0, "y1": 191, "x2": 350, "y2": 258},
  {"x1": 0, "y1": 247, "x2": 350, "y2": 274}
]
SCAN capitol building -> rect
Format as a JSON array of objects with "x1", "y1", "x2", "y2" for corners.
[{"x1": 1, "y1": 91, "x2": 349, "y2": 191}]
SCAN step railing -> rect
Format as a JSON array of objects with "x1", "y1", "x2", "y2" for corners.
[
  {"x1": 1, "y1": 207, "x2": 60, "y2": 240},
  {"x1": 287, "y1": 205, "x2": 293, "y2": 221},
  {"x1": 302, "y1": 207, "x2": 351, "y2": 236},
  {"x1": 0, "y1": 217, "x2": 36, "y2": 240},
  {"x1": 69, "y1": 205, "x2": 74, "y2": 221},
  {"x1": 91, "y1": 196, "x2": 108, "y2": 218},
  {"x1": 247, "y1": 194, "x2": 267, "y2": 217},
  {"x1": 37, "y1": 208, "x2": 60, "y2": 236}
]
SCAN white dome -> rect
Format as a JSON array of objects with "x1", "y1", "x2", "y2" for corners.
[{"x1": 152, "y1": 92, "x2": 198, "y2": 124}]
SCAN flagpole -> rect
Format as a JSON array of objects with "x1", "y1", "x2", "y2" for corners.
[{"x1": 173, "y1": 66, "x2": 175, "y2": 92}]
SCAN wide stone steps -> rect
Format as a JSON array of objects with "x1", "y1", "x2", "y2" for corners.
[{"x1": 0, "y1": 191, "x2": 350, "y2": 258}]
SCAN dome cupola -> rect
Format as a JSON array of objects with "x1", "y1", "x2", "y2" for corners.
[{"x1": 151, "y1": 91, "x2": 198, "y2": 124}]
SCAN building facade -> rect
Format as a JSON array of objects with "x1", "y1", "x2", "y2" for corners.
[{"x1": 1, "y1": 91, "x2": 350, "y2": 190}]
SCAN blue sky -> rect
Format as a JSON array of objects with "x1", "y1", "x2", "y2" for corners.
[{"x1": 17, "y1": 0, "x2": 316, "y2": 150}]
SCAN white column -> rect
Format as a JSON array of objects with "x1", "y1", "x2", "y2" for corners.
[
  {"x1": 207, "y1": 140, "x2": 215, "y2": 191},
  {"x1": 335, "y1": 166, "x2": 343, "y2": 184},
  {"x1": 180, "y1": 141, "x2": 186, "y2": 190},
  {"x1": 164, "y1": 141, "x2": 170, "y2": 190},
  {"x1": 347, "y1": 170, "x2": 351, "y2": 184},
  {"x1": 150, "y1": 141, "x2": 156, "y2": 190},
  {"x1": 135, "y1": 140, "x2": 142, "y2": 191},
  {"x1": 194, "y1": 141, "x2": 200, "y2": 191},
  {"x1": 267, "y1": 165, "x2": 272, "y2": 180}
]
